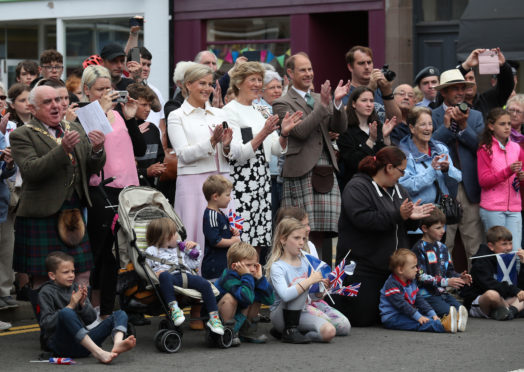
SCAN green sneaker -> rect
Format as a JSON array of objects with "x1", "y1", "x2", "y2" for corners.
[
  {"x1": 169, "y1": 302, "x2": 185, "y2": 327},
  {"x1": 207, "y1": 314, "x2": 224, "y2": 335}
]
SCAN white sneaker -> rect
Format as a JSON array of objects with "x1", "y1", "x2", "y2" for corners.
[
  {"x1": 458, "y1": 305, "x2": 468, "y2": 332},
  {"x1": 0, "y1": 320, "x2": 12, "y2": 331},
  {"x1": 207, "y1": 314, "x2": 224, "y2": 335}
]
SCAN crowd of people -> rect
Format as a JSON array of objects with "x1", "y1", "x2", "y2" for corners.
[{"x1": 1, "y1": 20, "x2": 524, "y2": 363}]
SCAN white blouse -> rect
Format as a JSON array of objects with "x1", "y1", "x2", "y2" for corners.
[{"x1": 168, "y1": 100, "x2": 253, "y2": 175}]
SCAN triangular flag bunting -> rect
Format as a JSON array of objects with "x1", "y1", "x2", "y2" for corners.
[
  {"x1": 276, "y1": 54, "x2": 286, "y2": 67},
  {"x1": 224, "y1": 51, "x2": 233, "y2": 64},
  {"x1": 266, "y1": 51, "x2": 275, "y2": 63},
  {"x1": 260, "y1": 50, "x2": 267, "y2": 62},
  {"x1": 232, "y1": 51, "x2": 239, "y2": 63},
  {"x1": 216, "y1": 58, "x2": 224, "y2": 70}
]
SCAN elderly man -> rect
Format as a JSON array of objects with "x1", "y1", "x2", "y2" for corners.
[
  {"x1": 342, "y1": 45, "x2": 401, "y2": 122},
  {"x1": 273, "y1": 52, "x2": 349, "y2": 260},
  {"x1": 391, "y1": 84, "x2": 416, "y2": 145},
  {"x1": 10, "y1": 86, "x2": 105, "y2": 287},
  {"x1": 459, "y1": 48, "x2": 514, "y2": 118},
  {"x1": 431, "y1": 69, "x2": 484, "y2": 264},
  {"x1": 414, "y1": 66, "x2": 440, "y2": 108}
]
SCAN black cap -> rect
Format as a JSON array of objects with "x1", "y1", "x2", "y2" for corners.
[
  {"x1": 100, "y1": 43, "x2": 126, "y2": 61},
  {"x1": 414, "y1": 66, "x2": 440, "y2": 86}
]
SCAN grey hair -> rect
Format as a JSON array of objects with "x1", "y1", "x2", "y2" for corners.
[
  {"x1": 81, "y1": 65, "x2": 111, "y2": 101},
  {"x1": 0, "y1": 82, "x2": 5, "y2": 94},
  {"x1": 194, "y1": 50, "x2": 216, "y2": 64},
  {"x1": 28, "y1": 87, "x2": 38, "y2": 106},
  {"x1": 261, "y1": 63, "x2": 276, "y2": 72},
  {"x1": 173, "y1": 61, "x2": 198, "y2": 84},
  {"x1": 507, "y1": 94, "x2": 524, "y2": 109},
  {"x1": 263, "y1": 70, "x2": 282, "y2": 86}
]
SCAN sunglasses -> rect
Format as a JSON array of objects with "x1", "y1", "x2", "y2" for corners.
[{"x1": 0, "y1": 95, "x2": 6, "y2": 100}]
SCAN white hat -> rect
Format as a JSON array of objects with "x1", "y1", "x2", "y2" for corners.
[{"x1": 434, "y1": 69, "x2": 475, "y2": 91}]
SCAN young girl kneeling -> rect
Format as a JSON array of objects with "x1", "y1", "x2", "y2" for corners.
[
  {"x1": 266, "y1": 218, "x2": 336, "y2": 344},
  {"x1": 145, "y1": 217, "x2": 224, "y2": 335}
]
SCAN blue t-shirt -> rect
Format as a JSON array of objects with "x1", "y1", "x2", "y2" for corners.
[{"x1": 201, "y1": 208, "x2": 233, "y2": 279}]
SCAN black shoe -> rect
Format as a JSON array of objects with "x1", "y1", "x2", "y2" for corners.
[
  {"x1": 490, "y1": 306, "x2": 510, "y2": 321},
  {"x1": 269, "y1": 327, "x2": 282, "y2": 340},
  {"x1": 281, "y1": 309, "x2": 310, "y2": 344}
]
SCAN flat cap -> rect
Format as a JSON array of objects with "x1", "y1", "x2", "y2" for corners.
[{"x1": 100, "y1": 43, "x2": 125, "y2": 61}]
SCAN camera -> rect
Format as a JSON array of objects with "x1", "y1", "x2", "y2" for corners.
[
  {"x1": 112, "y1": 91, "x2": 129, "y2": 104},
  {"x1": 380, "y1": 65, "x2": 396, "y2": 82},
  {"x1": 449, "y1": 103, "x2": 469, "y2": 133}
]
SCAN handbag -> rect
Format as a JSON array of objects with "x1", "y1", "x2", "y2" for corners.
[
  {"x1": 311, "y1": 165, "x2": 334, "y2": 194},
  {"x1": 159, "y1": 149, "x2": 178, "y2": 181},
  {"x1": 421, "y1": 162, "x2": 463, "y2": 224}
]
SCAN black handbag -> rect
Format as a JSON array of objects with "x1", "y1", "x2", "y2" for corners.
[{"x1": 421, "y1": 162, "x2": 463, "y2": 224}]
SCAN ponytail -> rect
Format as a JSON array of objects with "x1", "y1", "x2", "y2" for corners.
[{"x1": 358, "y1": 146, "x2": 406, "y2": 177}]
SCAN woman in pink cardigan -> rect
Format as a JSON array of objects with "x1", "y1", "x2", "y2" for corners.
[{"x1": 477, "y1": 108, "x2": 524, "y2": 249}]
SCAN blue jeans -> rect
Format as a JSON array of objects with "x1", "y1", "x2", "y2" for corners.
[
  {"x1": 49, "y1": 308, "x2": 128, "y2": 357},
  {"x1": 382, "y1": 313, "x2": 445, "y2": 333},
  {"x1": 479, "y1": 208, "x2": 522, "y2": 250},
  {"x1": 424, "y1": 293, "x2": 461, "y2": 317},
  {"x1": 159, "y1": 271, "x2": 218, "y2": 312}
]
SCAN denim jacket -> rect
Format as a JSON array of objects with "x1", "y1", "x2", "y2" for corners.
[{"x1": 398, "y1": 136, "x2": 462, "y2": 204}]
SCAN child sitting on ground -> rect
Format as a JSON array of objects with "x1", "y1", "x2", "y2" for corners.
[
  {"x1": 145, "y1": 217, "x2": 224, "y2": 335},
  {"x1": 412, "y1": 208, "x2": 470, "y2": 331},
  {"x1": 460, "y1": 226, "x2": 524, "y2": 320},
  {"x1": 266, "y1": 218, "x2": 337, "y2": 344},
  {"x1": 38, "y1": 252, "x2": 136, "y2": 364},
  {"x1": 201, "y1": 175, "x2": 241, "y2": 280},
  {"x1": 379, "y1": 249, "x2": 456, "y2": 333},
  {"x1": 215, "y1": 241, "x2": 274, "y2": 345}
]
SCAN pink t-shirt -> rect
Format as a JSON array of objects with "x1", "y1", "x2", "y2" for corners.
[{"x1": 89, "y1": 110, "x2": 139, "y2": 188}]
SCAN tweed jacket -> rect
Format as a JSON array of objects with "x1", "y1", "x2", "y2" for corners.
[
  {"x1": 272, "y1": 88, "x2": 347, "y2": 178},
  {"x1": 10, "y1": 118, "x2": 105, "y2": 217}
]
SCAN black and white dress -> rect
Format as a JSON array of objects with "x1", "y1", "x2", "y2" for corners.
[{"x1": 223, "y1": 100, "x2": 283, "y2": 247}]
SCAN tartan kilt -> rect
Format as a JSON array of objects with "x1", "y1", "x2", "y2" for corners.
[
  {"x1": 13, "y1": 199, "x2": 92, "y2": 276},
  {"x1": 281, "y1": 152, "x2": 341, "y2": 234}
]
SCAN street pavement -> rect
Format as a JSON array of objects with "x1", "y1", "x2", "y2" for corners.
[{"x1": 1, "y1": 313, "x2": 524, "y2": 372}]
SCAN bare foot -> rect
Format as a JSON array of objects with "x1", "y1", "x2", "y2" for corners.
[
  {"x1": 93, "y1": 349, "x2": 118, "y2": 364},
  {"x1": 112, "y1": 335, "x2": 137, "y2": 354}
]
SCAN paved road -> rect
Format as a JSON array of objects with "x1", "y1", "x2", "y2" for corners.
[{"x1": 1, "y1": 314, "x2": 523, "y2": 372}]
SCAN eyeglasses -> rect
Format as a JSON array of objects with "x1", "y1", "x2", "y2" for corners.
[
  {"x1": 395, "y1": 167, "x2": 406, "y2": 175},
  {"x1": 394, "y1": 91, "x2": 415, "y2": 99},
  {"x1": 0, "y1": 95, "x2": 6, "y2": 100},
  {"x1": 508, "y1": 108, "x2": 524, "y2": 115},
  {"x1": 41, "y1": 65, "x2": 64, "y2": 71}
]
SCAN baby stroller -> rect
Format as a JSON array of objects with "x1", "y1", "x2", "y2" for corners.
[{"x1": 114, "y1": 186, "x2": 233, "y2": 352}]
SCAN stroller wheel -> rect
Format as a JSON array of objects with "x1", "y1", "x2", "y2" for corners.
[
  {"x1": 217, "y1": 327, "x2": 233, "y2": 349},
  {"x1": 154, "y1": 329, "x2": 168, "y2": 351},
  {"x1": 127, "y1": 322, "x2": 137, "y2": 338},
  {"x1": 160, "y1": 330, "x2": 182, "y2": 353}
]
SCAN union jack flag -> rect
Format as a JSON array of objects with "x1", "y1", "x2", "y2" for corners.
[
  {"x1": 228, "y1": 209, "x2": 245, "y2": 231},
  {"x1": 327, "y1": 258, "x2": 346, "y2": 290},
  {"x1": 333, "y1": 283, "x2": 361, "y2": 297}
]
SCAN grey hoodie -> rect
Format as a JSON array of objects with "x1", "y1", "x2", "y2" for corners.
[{"x1": 38, "y1": 281, "x2": 97, "y2": 343}]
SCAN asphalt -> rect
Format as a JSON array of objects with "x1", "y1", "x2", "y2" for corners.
[{"x1": 1, "y1": 311, "x2": 524, "y2": 372}]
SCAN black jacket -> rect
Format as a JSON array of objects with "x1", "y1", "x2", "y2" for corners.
[
  {"x1": 336, "y1": 173, "x2": 419, "y2": 276},
  {"x1": 460, "y1": 244, "x2": 524, "y2": 309}
]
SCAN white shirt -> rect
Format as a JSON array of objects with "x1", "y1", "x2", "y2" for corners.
[
  {"x1": 168, "y1": 100, "x2": 253, "y2": 175},
  {"x1": 223, "y1": 99, "x2": 286, "y2": 163}
]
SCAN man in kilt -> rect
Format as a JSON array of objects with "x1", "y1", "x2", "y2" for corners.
[
  {"x1": 272, "y1": 52, "x2": 349, "y2": 260},
  {"x1": 10, "y1": 85, "x2": 106, "y2": 288}
]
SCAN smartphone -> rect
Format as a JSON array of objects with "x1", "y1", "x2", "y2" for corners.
[
  {"x1": 76, "y1": 102, "x2": 90, "y2": 108},
  {"x1": 130, "y1": 47, "x2": 141, "y2": 63},
  {"x1": 129, "y1": 16, "x2": 144, "y2": 28},
  {"x1": 112, "y1": 91, "x2": 129, "y2": 104},
  {"x1": 222, "y1": 121, "x2": 229, "y2": 129},
  {"x1": 478, "y1": 50, "x2": 500, "y2": 75}
]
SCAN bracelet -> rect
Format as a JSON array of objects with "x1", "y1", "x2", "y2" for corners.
[
  {"x1": 280, "y1": 133, "x2": 289, "y2": 138},
  {"x1": 297, "y1": 282, "x2": 305, "y2": 292},
  {"x1": 382, "y1": 93, "x2": 394, "y2": 101}
]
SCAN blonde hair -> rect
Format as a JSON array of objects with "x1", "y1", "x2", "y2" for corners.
[
  {"x1": 182, "y1": 64, "x2": 213, "y2": 98},
  {"x1": 265, "y1": 218, "x2": 305, "y2": 280},
  {"x1": 202, "y1": 174, "x2": 233, "y2": 201},
  {"x1": 389, "y1": 248, "x2": 417, "y2": 273},
  {"x1": 146, "y1": 217, "x2": 179, "y2": 248},
  {"x1": 229, "y1": 62, "x2": 265, "y2": 96},
  {"x1": 81, "y1": 65, "x2": 111, "y2": 101},
  {"x1": 227, "y1": 241, "x2": 258, "y2": 269}
]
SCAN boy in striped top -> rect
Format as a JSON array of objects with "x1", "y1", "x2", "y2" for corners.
[{"x1": 379, "y1": 249, "x2": 456, "y2": 333}]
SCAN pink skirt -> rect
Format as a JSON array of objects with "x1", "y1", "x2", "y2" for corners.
[{"x1": 174, "y1": 172, "x2": 236, "y2": 264}]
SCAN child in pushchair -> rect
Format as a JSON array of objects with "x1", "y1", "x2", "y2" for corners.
[{"x1": 144, "y1": 217, "x2": 224, "y2": 336}]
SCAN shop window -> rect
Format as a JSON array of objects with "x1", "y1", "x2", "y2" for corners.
[
  {"x1": 65, "y1": 18, "x2": 143, "y2": 74},
  {"x1": 207, "y1": 16, "x2": 290, "y2": 78}
]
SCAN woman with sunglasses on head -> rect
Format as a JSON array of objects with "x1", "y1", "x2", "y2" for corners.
[{"x1": 333, "y1": 146, "x2": 433, "y2": 327}]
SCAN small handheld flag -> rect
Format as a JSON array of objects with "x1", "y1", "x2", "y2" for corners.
[
  {"x1": 228, "y1": 209, "x2": 245, "y2": 231},
  {"x1": 496, "y1": 252, "x2": 517, "y2": 285}
]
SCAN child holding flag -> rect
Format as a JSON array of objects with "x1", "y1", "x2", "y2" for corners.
[
  {"x1": 201, "y1": 175, "x2": 241, "y2": 280},
  {"x1": 266, "y1": 218, "x2": 338, "y2": 344},
  {"x1": 461, "y1": 226, "x2": 524, "y2": 320}
]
